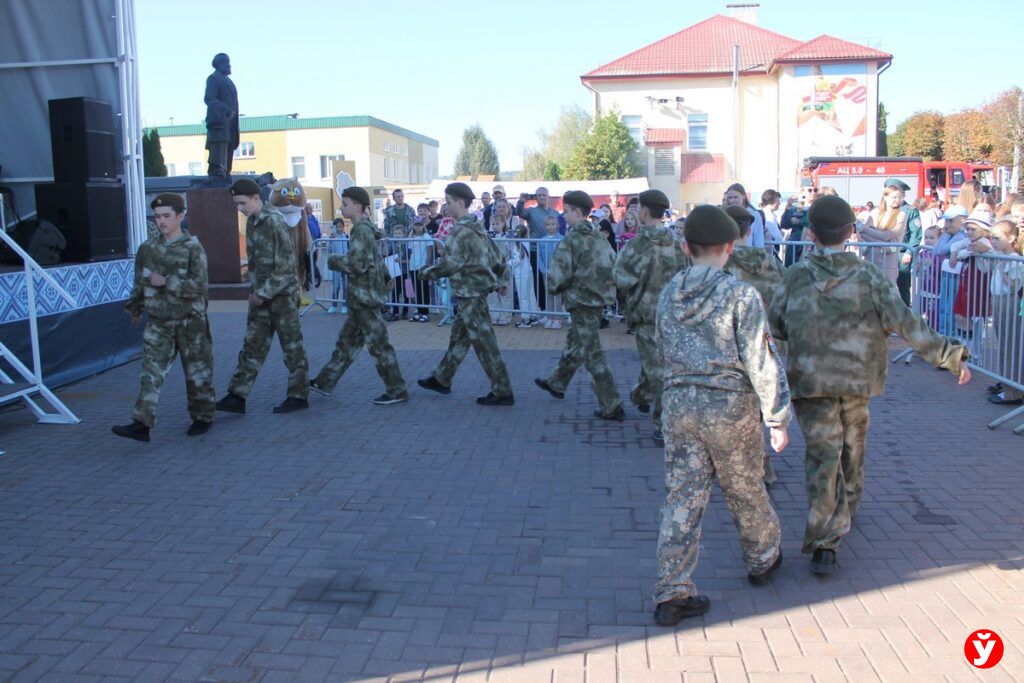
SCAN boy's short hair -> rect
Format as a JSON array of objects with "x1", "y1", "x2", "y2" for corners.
[
  {"x1": 417, "y1": 202, "x2": 429, "y2": 211},
  {"x1": 724, "y1": 205, "x2": 753, "y2": 238},
  {"x1": 807, "y1": 195, "x2": 856, "y2": 246},
  {"x1": 760, "y1": 189, "x2": 781, "y2": 206}
]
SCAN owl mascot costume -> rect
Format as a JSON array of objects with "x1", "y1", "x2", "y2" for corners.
[{"x1": 269, "y1": 179, "x2": 313, "y2": 305}]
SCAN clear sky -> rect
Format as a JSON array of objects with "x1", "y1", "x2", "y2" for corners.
[{"x1": 137, "y1": 0, "x2": 1023, "y2": 175}]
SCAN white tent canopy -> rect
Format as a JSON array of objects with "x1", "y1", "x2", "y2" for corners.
[
  {"x1": 0, "y1": 0, "x2": 145, "y2": 249},
  {"x1": 423, "y1": 177, "x2": 651, "y2": 202}
]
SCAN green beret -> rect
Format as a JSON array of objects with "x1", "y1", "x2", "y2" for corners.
[
  {"x1": 445, "y1": 182, "x2": 475, "y2": 204},
  {"x1": 684, "y1": 205, "x2": 740, "y2": 245},
  {"x1": 562, "y1": 190, "x2": 594, "y2": 214},
  {"x1": 884, "y1": 178, "x2": 911, "y2": 192},
  {"x1": 230, "y1": 178, "x2": 261, "y2": 196},
  {"x1": 341, "y1": 186, "x2": 370, "y2": 208},
  {"x1": 724, "y1": 205, "x2": 753, "y2": 224},
  {"x1": 808, "y1": 195, "x2": 856, "y2": 230},
  {"x1": 150, "y1": 193, "x2": 185, "y2": 213},
  {"x1": 639, "y1": 189, "x2": 670, "y2": 213}
]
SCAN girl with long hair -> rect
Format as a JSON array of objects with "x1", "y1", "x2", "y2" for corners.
[{"x1": 857, "y1": 185, "x2": 905, "y2": 284}]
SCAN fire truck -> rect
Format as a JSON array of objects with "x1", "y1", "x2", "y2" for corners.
[{"x1": 801, "y1": 157, "x2": 996, "y2": 206}]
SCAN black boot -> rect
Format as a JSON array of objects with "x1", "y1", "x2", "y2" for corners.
[
  {"x1": 748, "y1": 551, "x2": 783, "y2": 586},
  {"x1": 653, "y1": 596, "x2": 710, "y2": 626},
  {"x1": 215, "y1": 393, "x2": 246, "y2": 414},
  {"x1": 273, "y1": 397, "x2": 309, "y2": 414},
  {"x1": 810, "y1": 549, "x2": 837, "y2": 576},
  {"x1": 112, "y1": 420, "x2": 150, "y2": 443},
  {"x1": 476, "y1": 392, "x2": 514, "y2": 406},
  {"x1": 417, "y1": 375, "x2": 451, "y2": 395},
  {"x1": 534, "y1": 378, "x2": 564, "y2": 399},
  {"x1": 186, "y1": 420, "x2": 213, "y2": 436},
  {"x1": 593, "y1": 405, "x2": 626, "y2": 421}
]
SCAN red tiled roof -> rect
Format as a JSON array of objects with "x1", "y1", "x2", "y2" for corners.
[
  {"x1": 681, "y1": 154, "x2": 727, "y2": 183},
  {"x1": 581, "y1": 15, "x2": 889, "y2": 80},
  {"x1": 644, "y1": 128, "x2": 686, "y2": 146}
]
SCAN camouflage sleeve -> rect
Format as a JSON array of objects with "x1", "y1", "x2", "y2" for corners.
[
  {"x1": 734, "y1": 287, "x2": 791, "y2": 427},
  {"x1": 125, "y1": 244, "x2": 147, "y2": 315},
  {"x1": 612, "y1": 242, "x2": 642, "y2": 295},
  {"x1": 870, "y1": 268, "x2": 967, "y2": 374},
  {"x1": 766, "y1": 272, "x2": 791, "y2": 342},
  {"x1": 546, "y1": 236, "x2": 574, "y2": 293},
  {"x1": 165, "y1": 242, "x2": 208, "y2": 301},
  {"x1": 329, "y1": 224, "x2": 373, "y2": 275},
  {"x1": 420, "y1": 229, "x2": 464, "y2": 280},
  {"x1": 254, "y1": 223, "x2": 295, "y2": 300}
]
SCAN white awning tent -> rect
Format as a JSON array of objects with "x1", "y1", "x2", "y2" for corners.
[
  {"x1": 0, "y1": 0, "x2": 146, "y2": 250},
  {"x1": 423, "y1": 177, "x2": 651, "y2": 202}
]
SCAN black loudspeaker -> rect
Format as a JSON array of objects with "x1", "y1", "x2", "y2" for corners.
[
  {"x1": 34, "y1": 182, "x2": 127, "y2": 262},
  {"x1": 48, "y1": 97, "x2": 118, "y2": 183},
  {"x1": 0, "y1": 220, "x2": 68, "y2": 266}
]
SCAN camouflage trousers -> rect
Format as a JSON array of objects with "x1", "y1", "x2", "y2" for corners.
[
  {"x1": 132, "y1": 316, "x2": 215, "y2": 427},
  {"x1": 228, "y1": 292, "x2": 309, "y2": 400},
  {"x1": 315, "y1": 304, "x2": 407, "y2": 396},
  {"x1": 792, "y1": 396, "x2": 870, "y2": 554},
  {"x1": 547, "y1": 306, "x2": 622, "y2": 415},
  {"x1": 630, "y1": 322, "x2": 663, "y2": 425},
  {"x1": 655, "y1": 387, "x2": 781, "y2": 604},
  {"x1": 432, "y1": 295, "x2": 512, "y2": 396}
]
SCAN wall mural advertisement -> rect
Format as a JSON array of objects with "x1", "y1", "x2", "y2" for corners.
[{"x1": 795, "y1": 64, "x2": 869, "y2": 159}]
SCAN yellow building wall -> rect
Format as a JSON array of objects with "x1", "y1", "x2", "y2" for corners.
[{"x1": 157, "y1": 131, "x2": 288, "y2": 178}]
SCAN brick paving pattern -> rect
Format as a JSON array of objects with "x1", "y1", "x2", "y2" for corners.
[{"x1": 1, "y1": 301, "x2": 1022, "y2": 682}]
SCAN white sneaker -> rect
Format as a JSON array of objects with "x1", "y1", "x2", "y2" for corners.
[
  {"x1": 542, "y1": 319, "x2": 553, "y2": 329},
  {"x1": 549, "y1": 320, "x2": 562, "y2": 329},
  {"x1": 327, "y1": 306, "x2": 337, "y2": 314}
]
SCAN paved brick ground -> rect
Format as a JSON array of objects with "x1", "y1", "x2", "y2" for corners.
[{"x1": 1, "y1": 302, "x2": 1022, "y2": 682}]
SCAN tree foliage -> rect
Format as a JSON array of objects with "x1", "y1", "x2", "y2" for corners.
[
  {"x1": 454, "y1": 124, "x2": 500, "y2": 178},
  {"x1": 518, "y1": 105, "x2": 592, "y2": 180},
  {"x1": 899, "y1": 111, "x2": 944, "y2": 160},
  {"x1": 942, "y1": 109, "x2": 993, "y2": 162},
  {"x1": 562, "y1": 110, "x2": 644, "y2": 181},
  {"x1": 876, "y1": 102, "x2": 888, "y2": 156},
  {"x1": 142, "y1": 129, "x2": 167, "y2": 177},
  {"x1": 887, "y1": 120, "x2": 905, "y2": 157}
]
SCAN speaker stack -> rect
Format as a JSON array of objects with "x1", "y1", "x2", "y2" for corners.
[{"x1": 34, "y1": 97, "x2": 127, "y2": 262}]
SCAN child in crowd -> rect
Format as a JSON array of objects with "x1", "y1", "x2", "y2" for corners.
[
  {"x1": 407, "y1": 219, "x2": 434, "y2": 322},
  {"x1": 511, "y1": 225, "x2": 540, "y2": 328},
  {"x1": 935, "y1": 206, "x2": 969, "y2": 335},
  {"x1": 486, "y1": 215, "x2": 515, "y2": 326},
  {"x1": 949, "y1": 214, "x2": 993, "y2": 343},
  {"x1": 769, "y1": 195, "x2": 970, "y2": 577},
  {"x1": 918, "y1": 226, "x2": 942, "y2": 329},
  {"x1": 537, "y1": 216, "x2": 564, "y2": 329},
  {"x1": 384, "y1": 227, "x2": 409, "y2": 321},
  {"x1": 327, "y1": 219, "x2": 349, "y2": 314},
  {"x1": 978, "y1": 220, "x2": 1024, "y2": 406}
]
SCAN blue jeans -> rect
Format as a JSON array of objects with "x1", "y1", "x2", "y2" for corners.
[
  {"x1": 331, "y1": 273, "x2": 347, "y2": 306},
  {"x1": 938, "y1": 272, "x2": 960, "y2": 336}
]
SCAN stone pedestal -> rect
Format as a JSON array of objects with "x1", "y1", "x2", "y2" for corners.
[{"x1": 185, "y1": 188, "x2": 246, "y2": 284}]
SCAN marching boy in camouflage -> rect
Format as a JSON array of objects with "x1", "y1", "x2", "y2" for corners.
[
  {"x1": 534, "y1": 191, "x2": 624, "y2": 420},
  {"x1": 310, "y1": 186, "x2": 408, "y2": 404},
  {"x1": 216, "y1": 178, "x2": 310, "y2": 415},
  {"x1": 653, "y1": 205, "x2": 791, "y2": 626},
  {"x1": 768, "y1": 195, "x2": 971, "y2": 577},
  {"x1": 613, "y1": 189, "x2": 691, "y2": 442},
  {"x1": 723, "y1": 204, "x2": 786, "y2": 485},
  {"x1": 417, "y1": 182, "x2": 514, "y2": 405},
  {"x1": 113, "y1": 193, "x2": 215, "y2": 442}
]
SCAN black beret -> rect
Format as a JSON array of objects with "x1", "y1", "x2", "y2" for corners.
[
  {"x1": 683, "y1": 205, "x2": 740, "y2": 246},
  {"x1": 230, "y1": 178, "x2": 261, "y2": 196},
  {"x1": 808, "y1": 195, "x2": 856, "y2": 230},
  {"x1": 562, "y1": 190, "x2": 594, "y2": 214},
  {"x1": 724, "y1": 205, "x2": 753, "y2": 224},
  {"x1": 884, "y1": 178, "x2": 911, "y2": 192},
  {"x1": 638, "y1": 189, "x2": 670, "y2": 213},
  {"x1": 341, "y1": 186, "x2": 371, "y2": 208},
  {"x1": 445, "y1": 182, "x2": 475, "y2": 204},
  {"x1": 150, "y1": 193, "x2": 185, "y2": 212}
]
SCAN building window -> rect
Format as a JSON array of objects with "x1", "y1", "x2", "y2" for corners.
[
  {"x1": 188, "y1": 161, "x2": 202, "y2": 176},
  {"x1": 320, "y1": 154, "x2": 345, "y2": 178},
  {"x1": 688, "y1": 114, "x2": 708, "y2": 151},
  {"x1": 233, "y1": 141, "x2": 255, "y2": 159},
  {"x1": 166, "y1": 163, "x2": 177, "y2": 176},
  {"x1": 291, "y1": 156, "x2": 305, "y2": 179},
  {"x1": 382, "y1": 139, "x2": 389, "y2": 152},
  {"x1": 622, "y1": 115, "x2": 643, "y2": 146},
  {"x1": 307, "y1": 199, "x2": 323, "y2": 222},
  {"x1": 384, "y1": 157, "x2": 390, "y2": 180},
  {"x1": 654, "y1": 148, "x2": 676, "y2": 176}
]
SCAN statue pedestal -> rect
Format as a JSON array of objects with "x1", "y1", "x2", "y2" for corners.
[{"x1": 185, "y1": 188, "x2": 246, "y2": 286}]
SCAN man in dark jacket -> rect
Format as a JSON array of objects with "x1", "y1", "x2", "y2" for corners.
[{"x1": 204, "y1": 53, "x2": 239, "y2": 179}]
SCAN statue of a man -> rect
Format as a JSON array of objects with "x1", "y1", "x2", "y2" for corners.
[{"x1": 204, "y1": 53, "x2": 239, "y2": 179}]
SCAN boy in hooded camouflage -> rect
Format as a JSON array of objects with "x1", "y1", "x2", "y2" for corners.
[
  {"x1": 723, "y1": 205, "x2": 786, "y2": 484},
  {"x1": 112, "y1": 193, "x2": 215, "y2": 442},
  {"x1": 613, "y1": 189, "x2": 690, "y2": 440},
  {"x1": 417, "y1": 182, "x2": 514, "y2": 405},
  {"x1": 217, "y1": 179, "x2": 310, "y2": 415},
  {"x1": 768, "y1": 195, "x2": 971, "y2": 577},
  {"x1": 653, "y1": 205, "x2": 791, "y2": 626},
  {"x1": 535, "y1": 191, "x2": 623, "y2": 420},
  {"x1": 310, "y1": 186, "x2": 408, "y2": 404}
]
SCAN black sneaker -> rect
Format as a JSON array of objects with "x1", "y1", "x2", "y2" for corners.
[
  {"x1": 653, "y1": 595, "x2": 710, "y2": 626},
  {"x1": 987, "y1": 382, "x2": 1004, "y2": 394},
  {"x1": 373, "y1": 392, "x2": 409, "y2": 406},
  {"x1": 594, "y1": 405, "x2": 626, "y2": 421},
  {"x1": 111, "y1": 420, "x2": 150, "y2": 442},
  {"x1": 988, "y1": 393, "x2": 1023, "y2": 406},
  {"x1": 637, "y1": 403, "x2": 651, "y2": 414},
  {"x1": 748, "y1": 551, "x2": 783, "y2": 586},
  {"x1": 417, "y1": 376, "x2": 451, "y2": 395},
  {"x1": 215, "y1": 393, "x2": 246, "y2": 414},
  {"x1": 476, "y1": 392, "x2": 514, "y2": 406},
  {"x1": 186, "y1": 420, "x2": 213, "y2": 437},
  {"x1": 600, "y1": 317, "x2": 610, "y2": 329},
  {"x1": 272, "y1": 397, "x2": 309, "y2": 414},
  {"x1": 534, "y1": 377, "x2": 564, "y2": 400},
  {"x1": 810, "y1": 549, "x2": 837, "y2": 576},
  {"x1": 653, "y1": 429, "x2": 664, "y2": 445},
  {"x1": 309, "y1": 379, "x2": 332, "y2": 397}
]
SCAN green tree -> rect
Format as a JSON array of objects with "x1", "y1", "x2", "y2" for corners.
[
  {"x1": 943, "y1": 109, "x2": 994, "y2": 162},
  {"x1": 899, "y1": 111, "x2": 945, "y2": 160},
  {"x1": 982, "y1": 87, "x2": 1023, "y2": 190},
  {"x1": 888, "y1": 120, "x2": 905, "y2": 156},
  {"x1": 454, "y1": 124, "x2": 499, "y2": 177},
  {"x1": 876, "y1": 102, "x2": 888, "y2": 156},
  {"x1": 562, "y1": 110, "x2": 643, "y2": 180},
  {"x1": 519, "y1": 149, "x2": 547, "y2": 181},
  {"x1": 543, "y1": 161, "x2": 562, "y2": 181},
  {"x1": 142, "y1": 129, "x2": 167, "y2": 177},
  {"x1": 519, "y1": 105, "x2": 593, "y2": 180}
]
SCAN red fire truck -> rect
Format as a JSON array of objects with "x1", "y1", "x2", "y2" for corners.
[{"x1": 801, "y1": 157, "x2": 996, "y2": 206}]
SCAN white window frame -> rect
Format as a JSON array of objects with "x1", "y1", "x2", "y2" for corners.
[
  {"x1": 234, "y1": 141, "x2": 255, "y2": 159},
  {"x1": 307, "y1": 198, "x2": 323, "y2": 222},
  {"x1": 687, "y1": 113, "x2": 708, "y2": 151},
  {"x1": 188, "y1": 161, "x2": 202, "y2": 176},
  {"x1": 290, "y1": 156, "x2": 305, "y2": 179},
  {"x1": 166, "y1": 162, "x2": 177, "y2": 176},
  {"x1": 319, "y1": 154, "x2": 345, "y2": 179}
]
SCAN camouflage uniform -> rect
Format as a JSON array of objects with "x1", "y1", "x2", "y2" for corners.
[
  {"x1": 768, "y1": 249, "x2": 967, "y2": 554},
  {"x1": 724, "y1": 244, "x2": 786, "y2": 483},
  {"x1": 382, "y1": 203, "x2": 415, "y2": 238},
  {"x1": 654, "y1": 265, "x2": 790, "y2": 603},
  {"x1": 613, "y1": 223, "x2": 691, "y2": 425},
  {"x1": 227, "y1": 202, "x2": 310, "y2": 400},
  {"x1": 544, "y1": 221, "x2": 622, "y2": 415},
  {"x1": 125, "y1": 232, "x2": 214, "y2": 427},
  {"x1": 420, "y1": 214, "x2": 512, "y2": 396},
  {"x1": 314, "y1": 217, "x2": 406, "y2": 395}
]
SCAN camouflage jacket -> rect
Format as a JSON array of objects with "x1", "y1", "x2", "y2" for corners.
[
  {"x1": 246, "y1": 202, "x2": 299, "y2": 300},
  {"x1": 126, "y1": 231, "x2": 208, "y2": 321},
  {"x1": 547, "y1": 221, "x2": 616, "y2": 310},
  {"x1": 656, "y1": 264, "x2": 790, "y2": 427},
  {"x1": 382, "y1": 203, "x2": 415, "y2": 238},
  {"x1": 613, "y1": 223, "x2": 690, "y2": 324},
  {"x1": 421, "y1": 214, "x2": 506, "y2": 298},
  {"x1": 768, "y1": 250, "x2": 967, "y2": 399},
  {"x1": 327, "y1": 217, "x2": 388, "y2": 308},
  {"x1": 724, "y1": 245, "x2": 784, "y2": 313}
]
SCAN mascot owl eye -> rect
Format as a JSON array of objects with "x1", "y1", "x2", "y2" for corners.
[{"x1": 279, "y1": 188, "x2": 288, "y2": 196}]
